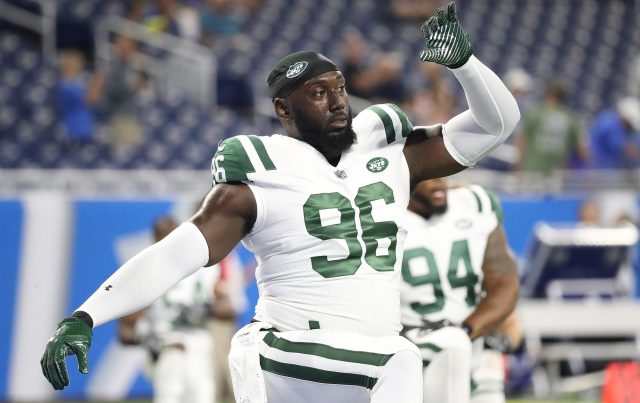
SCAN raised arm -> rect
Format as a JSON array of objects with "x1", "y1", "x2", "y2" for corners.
[
  {"x1": 462, "y1": 224, "x2": 519, "y2": 340},
  {"x1": 404, "y1": 2, "x2": 520, "y2": 185},
  {"x1": 41, "y1": 183, "x2": 255, "y2": 390}
]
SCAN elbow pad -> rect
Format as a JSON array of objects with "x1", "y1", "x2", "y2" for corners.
[{"x1": 442, "y1": 56, "x2": 520, "y2": 167}]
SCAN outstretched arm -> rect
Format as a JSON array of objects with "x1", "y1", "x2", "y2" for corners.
[
  {"x1": 41, "y1": 183, "x2": 256, "y2": 390},
  {"x1": 463, "y1": 224, "x2": 519, "y2": 340},
  {"x1": 404, "y1": 2, "x2": 520, "y2": 184},
  {"x1": 76, "y1": 183, "x2": 255, "y2": 328}
]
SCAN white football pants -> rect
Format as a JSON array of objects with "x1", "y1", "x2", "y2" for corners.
[
  {"x1": 150, "y1": 331, "x2": 215, "y2": 403},
  {"x1": 404, "y1": 326, "x2": 473, "y2": 403},
  {"x1": 229, "y1": 323, "x2": 423, "y2": 403},
  {"x1": 470, "y1": 349, "x2": 506, "y2": 403}
]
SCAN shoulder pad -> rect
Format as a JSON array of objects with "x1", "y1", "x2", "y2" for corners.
[
  {"x1": 211, "y1": 135, "x2": 276, "y2": 184},
  {"x1": 362, "y1": 103, "x2": 413, "y2": 144}
]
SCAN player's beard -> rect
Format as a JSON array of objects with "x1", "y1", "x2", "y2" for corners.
[
  {"x1": 293, "y1": 106, "x2": 356, "y2": 162},
  {"x1": 413, "y1": 192, "x2": 448, "y2": 217},
  {"x1": 427, "y1": 200, "x2": 448, "y2": 216}
]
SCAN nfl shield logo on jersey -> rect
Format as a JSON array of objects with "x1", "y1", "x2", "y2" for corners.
[{"x1": 334, "y1": 169, "x2": 347, "y2": 179}]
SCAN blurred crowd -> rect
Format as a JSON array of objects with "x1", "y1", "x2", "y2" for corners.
[
  {"x1": 55, "y1": 0, "x2": 261, "y2": 156},
  {"x1": 339, "y1": 21, "x2": 640, "y2": 173},
  {"x1": 49, "y1": 0, "x2": 640, "y2": 174}
]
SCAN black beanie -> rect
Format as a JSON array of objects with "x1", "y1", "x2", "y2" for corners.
[{"x1": 267, "y1": 51, "x2": 338, "y2": 100}]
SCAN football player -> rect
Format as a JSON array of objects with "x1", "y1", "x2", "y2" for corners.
[
  {"x1": 400, "y1": 178, "x2": 519, "y2": 403},
  {"x1": 41, "y1": 3, "x2": 520, "y2": 402}
]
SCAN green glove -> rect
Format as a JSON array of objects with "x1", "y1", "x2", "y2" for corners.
[
  {"x1": 418, "y1": 2, "x2": 474, "y2": 68},
  {"x1": 40, "y1": 317, "x2": 92, "y2": 390}
]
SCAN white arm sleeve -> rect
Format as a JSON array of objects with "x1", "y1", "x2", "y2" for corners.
[
  {"x1": 442, "y1": 55, "x2": 520, "y2": 167},
  {"x1": 77, "y1": 222, "x2": 210, "y2": 327}
]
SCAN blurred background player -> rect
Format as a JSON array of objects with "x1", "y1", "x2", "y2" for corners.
[
  {"x1": 118, "y1": 216, "x2": 217, "y2": 403},
  {"x1": 209, "y1": 245, "x2": 248, "y2": 403},
  {"x1": 517, "y1": 79, "x2": 588, "y2": 174},
  {"x1": 400, "y1": 178, "x2": 519, "y2": 403},
  {"x1": 588, "y1": 96, "x2": 640, "y2": 170}
]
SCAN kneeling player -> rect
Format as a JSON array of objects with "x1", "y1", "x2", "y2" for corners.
[{"x1": 400, "y1": 178, "x2": 519, "y2": 403}]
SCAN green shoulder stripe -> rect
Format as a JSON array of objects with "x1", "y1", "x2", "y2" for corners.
[
  {"x1": 468, "y1": 188, "x2": 483, "y2": 213},
  {"x1": 367, "y1": 104, "x2": 414, "y2": 144},
  {"x1": 248, "y1": 135, "x2": 276, "y2": 171},
  {"x1": 386, "y1": 103, "x2": 413, "y2": 138},
  {"x1": 368, "y1": 105, "x2": 395, "y2": 145},
  {"x1": 483, "y1": 187, "x2": 504, "y2": 223},
  {"x1": 211, "y1": 137, "x2": 255, "y2": 183}
]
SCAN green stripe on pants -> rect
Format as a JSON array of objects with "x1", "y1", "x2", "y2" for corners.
[
  {"x1": 262, "y1": 332, "x2": 393, "y2": 366},
  {"x1": 259, "y1": 354, "x2": 378, "y2": 389},
  {"x1": 416, "y1": 342, "x2": 442, "y2": 353}
]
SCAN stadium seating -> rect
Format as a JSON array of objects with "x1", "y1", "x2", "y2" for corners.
[{"x1": 1, "y1": 0, "x2": 637, "y2": 169}]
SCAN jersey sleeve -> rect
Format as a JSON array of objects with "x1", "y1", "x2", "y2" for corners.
[
  {"x1": 211, "y1": 135, "x2": 277, "y2": 184},
  {"x1": 353, "y1": 103, "x2": 414, "y2": 150}
]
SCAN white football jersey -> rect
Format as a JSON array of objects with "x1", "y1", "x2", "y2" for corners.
[
  {"x1": 138, "y1": 265, "x2": 218, "y2": 343},
  {"x1": 400, "y1": 185, "x2": 503, "y2": 326},
  {"x1": 212, "y1": 104, "x2": 414, "y2": 336}
]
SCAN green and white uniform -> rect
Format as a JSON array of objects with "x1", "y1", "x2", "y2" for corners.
[
  {"x1": 140, "y1": 267, "x2": 217, "y2": 345},
  {"x1": 400, "y1": 185, "x2": 504, "y2": 403},
  {"x1": 401, "y1": 185, "x2": 502, "y2": 326},
  {"x1": 137, "y1": 267, "x2": 218, "y2": 403},
  {"x1": 214, "y1": 104, "x2": 422, "y2": 403}
]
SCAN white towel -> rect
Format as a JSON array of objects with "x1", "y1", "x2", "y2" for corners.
[{"x1": 228, "y1": 321, "x2": 272, "y2": 403}]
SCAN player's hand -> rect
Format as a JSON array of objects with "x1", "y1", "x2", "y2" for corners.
[
  {"x1": 40, "y1": 317, "x2": 92, "y2": 390},
  {"x1": 484, "y1": 332, "x2": 514, "y2": 353},
  {"x1": 418, "y1": 2, "x2": 474, "y2": 68}
]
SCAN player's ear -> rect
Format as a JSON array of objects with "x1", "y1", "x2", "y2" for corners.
[{"x1": 274, "y1": 98, "x2": 291, "y2": 121}]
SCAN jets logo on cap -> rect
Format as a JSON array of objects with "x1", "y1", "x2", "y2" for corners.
[{"x1": 286, "y1": 61, "x2": 308, "y2": 78}]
